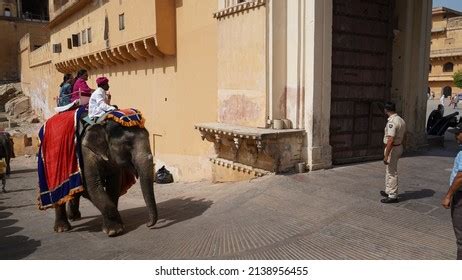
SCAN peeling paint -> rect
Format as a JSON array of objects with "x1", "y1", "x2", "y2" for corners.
[{"x1": 219, "y1": 95, "x2": 264, "y2": 124}]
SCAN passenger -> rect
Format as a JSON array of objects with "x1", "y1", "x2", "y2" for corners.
[
  {"x1": 88, "y1": 77, "x2": 116, "y2": 120},
  {"x1": 71, "y1": 69, "x2": 93, "y2": 104},
  {"x1": 58, "y1": 73, "x2": 74, "y2": 106}
]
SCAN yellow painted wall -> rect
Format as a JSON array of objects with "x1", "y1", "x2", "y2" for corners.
[
  {"x1": 217, "y1": 6, "x2": 267, "y2": 127},
  {"x1": 19, "y1": 34, "x2": 60, "y2": 118},
  {"x1": 30, "y1": 0, "x2": 219, "y2": 182},
  {"x1": 50, "y1": 0, "x2": 159, "y2": 62}
]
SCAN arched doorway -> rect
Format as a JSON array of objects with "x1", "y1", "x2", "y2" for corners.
[{"x1": 443, "y1": 86, "x2": 452, "y2": 97}]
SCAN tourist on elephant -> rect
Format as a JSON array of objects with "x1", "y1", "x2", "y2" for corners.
[
  {"x1": 89, "y1": 77, "x2": 117, "y2": 120},
  {"x1": 58, "y1": 73, "x2": 74, "y2": 106},
  {"x1": 71, "y1": 69, "x2": 93, "y2": 103}
]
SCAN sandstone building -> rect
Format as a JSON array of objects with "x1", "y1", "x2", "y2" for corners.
[
  {"x1": 19, "y1": 0, "x2": 431, "y2": 182},
  {"x1": 429, "y1": 7, "x2": 462, "y2": 98},
  {"x1": 0, "y1": 0, "x2": 49, "y2": 83}
]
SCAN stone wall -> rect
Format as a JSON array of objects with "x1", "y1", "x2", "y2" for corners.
[{"x1": 0, "y1": 18, "x2": 48, "y2": 83}]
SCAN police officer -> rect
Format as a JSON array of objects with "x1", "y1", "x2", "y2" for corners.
[
  {"x1": 381, "y1": 101, "x2": 406, "y2": 203},
  {"x1": 443, "y1": 125, "x2": 462, "y2": 259}
]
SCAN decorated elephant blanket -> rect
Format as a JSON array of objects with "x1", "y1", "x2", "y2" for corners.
[
  {"x1": 37, "y1": 107, "x2": 86, "y2": 209},
  {"x1": 105, "y1": 108, "x2": 145, "y2": 128}
]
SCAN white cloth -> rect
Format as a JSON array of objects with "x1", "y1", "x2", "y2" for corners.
[{"x1": 88, "y1": 87, "x2": 116, "y2": 118}]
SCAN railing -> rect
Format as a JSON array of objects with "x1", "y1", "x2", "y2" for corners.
[
  {"x1": 19, "y1": 12, "x2": 49, "y2": 22},
  {"x1": 430, "y1": 48, "x2": 462, "y2": 57}
]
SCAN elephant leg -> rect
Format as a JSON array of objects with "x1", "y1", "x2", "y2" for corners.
[
  {"x1": 86, "y1": 176, "x2": 124, "y2": 237},
  {"x1": 106, "y1": 172, "x2": 122, "y2": 208},
  {"x1": 54, "y1": 204, "x2": 72, "y2": 232},
  {"x1": 66, "y1": 194, "x2": 82, "y2": 221}
]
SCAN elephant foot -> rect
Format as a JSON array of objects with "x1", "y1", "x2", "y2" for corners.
[
  {"x1": 146, "y1": 217, "x2": 158, "y2": 228},
  {"x1": 67, "y1": 211, "x2": 81, "y2": 221},
  {"x1": 102, "y1": 221, "x2": 124, "y2": 237},
  {"x1": 54, "y1": 220, "x2": 72, "y2": 233}
]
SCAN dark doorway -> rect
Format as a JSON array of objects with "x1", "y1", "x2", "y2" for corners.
[
  {"x1": 330, "y1": 0, "x2": 394, "y2": 164},
  {"x1": 443, "y1": 86, "x2": 452, "y2": 97},
  {"x1": 20, "y1": 0, "x2": 49, "y2": 20}
]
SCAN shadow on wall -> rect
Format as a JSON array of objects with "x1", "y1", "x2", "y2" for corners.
[
  {"x1": 0, "y1": 196, "x2": 41, "y2": 260},
  {"x1": 72, "y1": 197, "x2": 214, "y2": 234}
]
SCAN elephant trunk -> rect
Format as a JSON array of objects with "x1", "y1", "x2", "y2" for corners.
[{"x1": 134, "y1": 153, "x2": 158, "y2": 227}]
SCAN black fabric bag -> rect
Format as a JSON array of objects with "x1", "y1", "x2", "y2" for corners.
[{"x1": 155, "y1": 165, "x2": 174, "y2": 184}]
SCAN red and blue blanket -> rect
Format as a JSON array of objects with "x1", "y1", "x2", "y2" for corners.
[{"x1": 37, "y1": 107, "x2": 85, "y2": 209}]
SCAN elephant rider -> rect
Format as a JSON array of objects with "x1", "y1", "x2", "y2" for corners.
[
  {"x1": 88, "y1": 77, "x2": 117, "y2": 120},
  {"x1": 71, "y1": 69, "x2": 93, "y2": 104}
]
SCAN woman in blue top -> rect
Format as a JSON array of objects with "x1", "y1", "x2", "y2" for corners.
[{"x1": 58, "y1": 73, "x2": 74, "y2": 106}]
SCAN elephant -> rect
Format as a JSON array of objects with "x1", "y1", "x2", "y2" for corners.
[
  {"x1": 0, "y1": 132, "x2": 14, "y2": 175},
  {"x1": 54, "y1": 120, "x2": 158, "y2": 237}
]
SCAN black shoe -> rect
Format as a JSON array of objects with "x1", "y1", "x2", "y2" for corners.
[
  {"x1": 381, "y1": 197, "x2": 399, "y2": 204},
  {"x1": 380, "y1": 191, "x2": 388, "y2": 197}
]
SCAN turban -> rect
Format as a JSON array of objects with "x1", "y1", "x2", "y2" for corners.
[{"x1": 96, "y1": 77, "x2": 109, "y2": 86}]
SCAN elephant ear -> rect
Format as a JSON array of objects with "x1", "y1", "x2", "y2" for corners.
[{"x1": 82, "y1": 124, "x2": 109, "y2": 161}]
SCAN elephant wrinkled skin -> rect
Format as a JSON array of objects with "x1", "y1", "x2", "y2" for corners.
[{"x1": 54, "y1": 120, "x2": 158, "y2": 237}]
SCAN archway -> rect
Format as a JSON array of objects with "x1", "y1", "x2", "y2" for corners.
[{"x1": 443, "y1": 86, "x2": 452, "y2": 97}]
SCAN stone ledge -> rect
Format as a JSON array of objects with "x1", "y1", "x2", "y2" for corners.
[
  {"x1": 196, "y1": 122, "x2": 305, "y2": 173},
  {"x1": 210, "y1": 157, "x2": 271, "y2": 177},
  {"x1": 213, "y1": 0, "x2": 266, "y2": 20},
  {"x1": 195, "y1": 122, "x2": 305, "y2": 140}
]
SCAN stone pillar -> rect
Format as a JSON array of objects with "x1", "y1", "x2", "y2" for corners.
[
  {"x1": 286, "y1": 0, "x2": 304, "y2": 129},
  {"x1": 304, "y1": 0, "x2": 333, "y2": 170},
  {"x1": 392, "y1": 0, "x2": 431, "y2": 149},
  {"x1": 267, "y1": 0, "x2": 287, "y2": 122}
]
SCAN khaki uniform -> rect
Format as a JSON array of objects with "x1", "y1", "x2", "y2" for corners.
[{"x1": 383, "y1": 113, "x2": 406, "y2": 199}]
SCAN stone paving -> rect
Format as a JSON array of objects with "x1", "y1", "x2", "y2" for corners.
[{"x1": 0, "y1": 137, "x2": 459, "y2": 259}]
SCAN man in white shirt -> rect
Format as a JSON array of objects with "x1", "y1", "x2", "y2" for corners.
[{"x1": 89, "y1": 77, "x2": 116, "y2": 119}]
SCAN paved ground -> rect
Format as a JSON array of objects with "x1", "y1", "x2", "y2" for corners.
[{"x1": 0, "y1": 99, "x2": 459, "y2": 260}]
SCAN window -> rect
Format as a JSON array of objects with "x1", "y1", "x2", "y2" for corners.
[
  {"x1": 429, "y1": 64, "x2": 432, "y2": 73},
  {"x1": 67, "y1": 38, "x2": 72, "y2": 49},
  {"x1": 443, "y1": 62, "x2": 454, "y2": 72},
  {"x1": 53, "y1": 43, "x2": 62, "y2": 53},
  {"x1": 82, "y1": 30, "x2": 87, "y2": 44},
  {"x1": 4, "y1": 8, "x2": 11, "y2": 17},
  {"x1": 72, "y1": 33, "x2": 80, "y2": 47},
  {"x1": 87, "y1": 28, "x2": 92, "y2": 43},
  {"x1": 119, "y1": 13, "x2": 125, "y2": 30}
]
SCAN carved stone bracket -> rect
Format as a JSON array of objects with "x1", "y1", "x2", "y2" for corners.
[
  {"x1": 232, "y1": 137, "x2": 241, "y2": 161},
  {"x1": 214, "y1": 134, "x2": 222, "y2": 155},
  {"x1": 54, "y1": 35, "x2": 165, "y2": 73}
]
